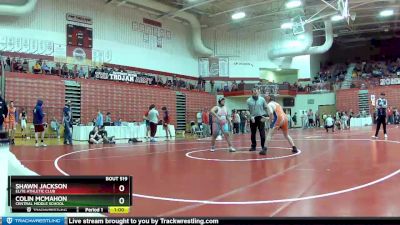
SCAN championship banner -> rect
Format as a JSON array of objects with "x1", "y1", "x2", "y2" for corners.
[
  {"x1": 95, "y1": 71, "x2": 154, "y2": 84},
  {"x1": 380, "y1": 78, "x2": 400, "y2": 86},
  {"x1": 208, "y1": 57, "x2": 219, "y2": 77}
]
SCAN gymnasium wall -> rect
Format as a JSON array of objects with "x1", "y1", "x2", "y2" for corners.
[
  {"x1": 4, "y1": 73, "x2": 65, "y2": 123},
  {"x1": 183, "y1": 90, "x2": 217, "y2": 123},
  {"x1": 202, "y1": 27, "x2": 313, "y2": 79},
  {"x1": 0, "y1": 0, "x2": 317, "y2": 79},
  {"x1": 0, "y1": 0, "x2": 198, "y2": 76},
  {"x1": 80, "y1": 80, "x2": 177, "y2": 124},
  {"x1": 293, "y1": 93, "x2": 336, "y2": 116},
  {"x1": 224, "y1": 96, "x2": 249, "y2": 111},
  {"x1": 336, "y1": 86, "x2": 400, "y2": 113},
  {"x1": 5, "y1": 72, "x2": 216, "y2": 126}
]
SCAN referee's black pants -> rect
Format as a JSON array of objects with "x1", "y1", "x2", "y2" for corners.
[
  {"x1": 250, "y1": 116, "x2": 266, "y2": 149},
  {"x1": 375, "y1": 115, "x2": 387, "y2": 136}
]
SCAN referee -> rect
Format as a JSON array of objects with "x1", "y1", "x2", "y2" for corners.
[
  {"x1": 372, "y1": 92, "x2": 388, "y2": 139},
  {"x1": 247, "y1": 88, "x2": 267, "y2": 152}
]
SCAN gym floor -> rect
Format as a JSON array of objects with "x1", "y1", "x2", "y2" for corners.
[{"x1": 10, "y1": 125, "x2": 400, "y2": 217}]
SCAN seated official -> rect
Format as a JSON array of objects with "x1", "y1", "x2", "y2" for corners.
[
  {"x1": 89, "y1": 126, "x2": 103, "y2": 144},
  {"x1": 99, "y1": 127, "x2": 115, "y2": 144}
]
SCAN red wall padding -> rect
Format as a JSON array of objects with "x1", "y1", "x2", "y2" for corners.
[
  {"x1": 4, "y1": 72, "x2": 216, "y2": 126},
  {"x1": 182, "y1": 90, "x2": 216, "y2": 123},
  {"x1": 336, "y1": 86, "x2": 400, "y2": 113},
  {"x1": 5, "y1": 72, "x2": 65, "y2": 123},
  {"x1": 80, "y1": 79, "x2": 177, "y2": 124}
]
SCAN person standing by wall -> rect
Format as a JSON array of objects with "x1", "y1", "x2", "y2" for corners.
[
  {"x1": 315, "y1": 110, "x2": 320, "y2": 128},
  {"x1": 20, "y1": 108, "x2": 27, "y2": 139},
  {"x1": 196, "y1": 109, "x2": 203, "y2": 131},
  {"x1": 6, "y1": 101, "x2": 17, "y2": 145},
  {"x1": 202, "y1": 108, "x2": 210, "y2": 137},
  {"x1": 232, "y1": 110, "x2": 240, "y2": 134},
  {"x1": 143, "y1": 108, "x2": 150, "y2": 139},
  {"x1": 96, "y1": 110, "x2": 103, "y2": 128},
  {"x1": 307, "y1": 109, "x2": 314, "y2": 128},
  {"x1": 161, "y1": 106, "x2": 172, "y2": 140},
  {"x1": 240, "y1": 111, "x2": 246, "y2": 134},
  {"x1": 33, "y1": 99, "x2": 46, "y2": 147},
  {"x1": 63, "y1": 101, "x2": 73, "y2": 145},
  {"x1": 292, "y1": 112, "x2": 297, "y2": 127},
  {"x1": 148, "y1": 104, "x2": 159, "y2": 142}
]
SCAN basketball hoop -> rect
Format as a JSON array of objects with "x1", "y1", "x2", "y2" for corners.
[
  {"x1": 291, "y1": 16, "x2": 305, "y2": 35},
  {"x1": 338, "y1": 0, "x2": 350, "y2": 25}
]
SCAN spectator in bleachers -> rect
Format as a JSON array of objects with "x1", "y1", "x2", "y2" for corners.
[
  {"x1": 42, "y1": 62, "x2": 50, "y2": 74},
  {"x1": 10, "y1": 58, "x2": 16, "y2": 72},
  {"x1": 62, "y1": 63, "x2": 68, "y2": 77},
  {"x1": 55, "y1": 62, "x2": 61, "y2": 76},
  {"x1": 22, "y1": 60, "x2": 29, "y2": 73},
  {"x1": 90, "y1": 66, "x2": 98, "y2": 79},
  {"x1": 231, "y1": 81, "x2": 238, "y2": 91},
  {"x1": 96, "y1": 110, "x2": 104, "y2": 128},
  {"x1": 78, "y1": 66, "x2": 86, "y2": 78},
  {"x1": 238, "y1": 80, "x2": 245, "y2": 91},
  {"x1": 33, "y1": 99, "x2": 46, "y2": 147},
  {"x1": 6, "y1": 57, "x2": 10, "y2": 70},
  {"x1": 33, "y1": 61, "x2": 42, "y2": 74},
  {"x1": 210, "y1": 80, "x2": 215, "y2": 92},
  {"x1": 73, "y1": 64, "x2": 78, "y2": 78}
]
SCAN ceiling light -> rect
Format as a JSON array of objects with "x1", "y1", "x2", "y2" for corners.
[
  {"x1": 331, "y1": 15, "x2": 344, "y2": 21},
  {"x1": 380, "y1": 9, "x2": 394, "y2": 17},
  {"x1": 232, "y1": 12, "x2": 246, "y2": 20},
  {"x1": 286, "y1": 0, "x2": 302, "y2": 9},
  {"x1": 297, "y1": 34, "x2": 305, "y2": 40},
  {"x1": 276, "y1": 68, "x2": 282, "y2": 71},
  {"x1": 281, "y1": 22, "x2": 293, "y2": 29}
]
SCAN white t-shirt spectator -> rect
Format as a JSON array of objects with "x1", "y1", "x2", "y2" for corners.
[
  {"x1": 148, "y1": 109, "x2": 159, "y2": 124},
  {"x1": 197, "y1": 112, "x2": 202, "y2": 123},
  {"x1": 234, "y1": 113, "x2": 240, "y2": 123},
  {"x1": 325, "y1": 117, "x2": 334, "y2": 127}
]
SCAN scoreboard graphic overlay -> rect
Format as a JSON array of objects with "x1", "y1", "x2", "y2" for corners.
[{"x1": 8, "y1": 176, "x2": 132, "y2": 213}]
